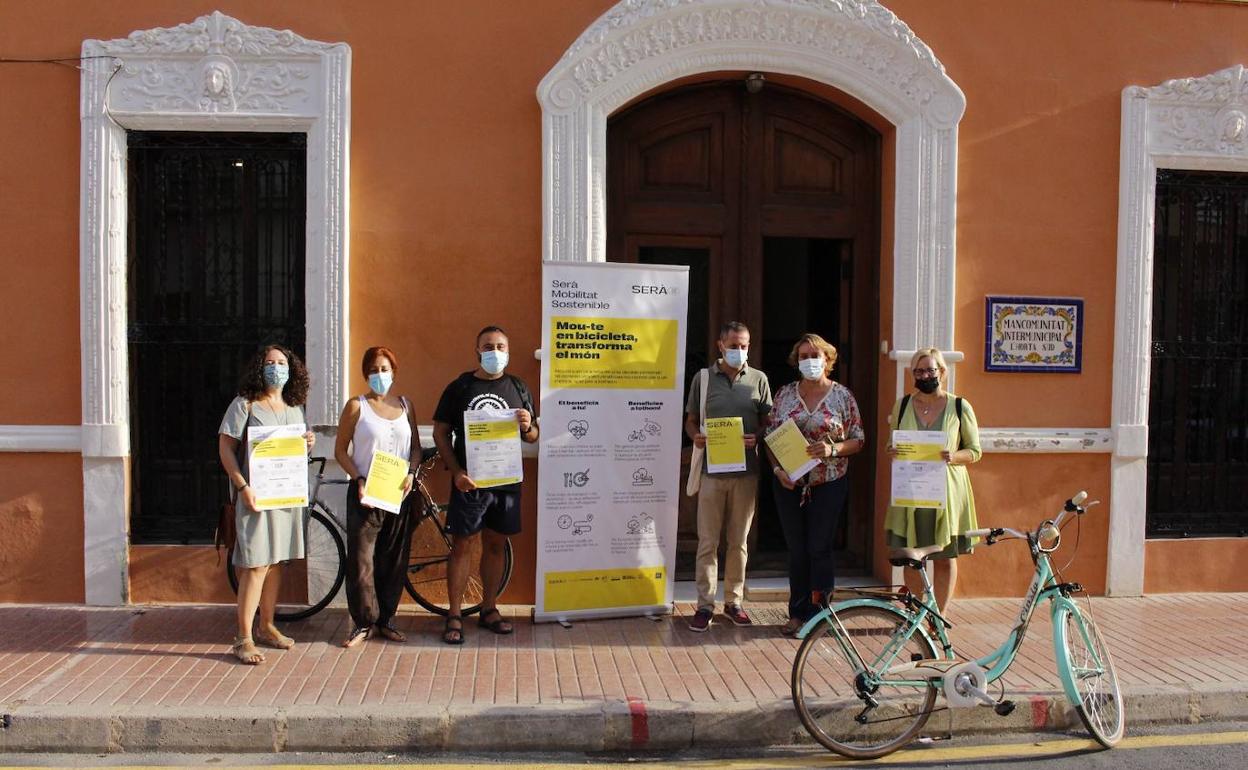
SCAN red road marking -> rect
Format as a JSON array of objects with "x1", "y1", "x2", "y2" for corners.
[
  {"x1": 1031, "y1": 696, "x2": 1048, "y2": 728},
  {"x1": 627, "y1": 696, "x2": 649, "y2": 745}
]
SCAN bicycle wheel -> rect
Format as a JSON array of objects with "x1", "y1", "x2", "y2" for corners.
[
  {"x1": 404, "y1": 503, "x2": 513, "y2": 616},
  {"x1": 227, "y1": 506, "x2": 346, "y2": 622},
  {"x1": 791, "y1": 605, "x2": 938, "y2": 759},
  {"x1": 1054, "y1": 602, "x2": 1124, "y2": 747}
]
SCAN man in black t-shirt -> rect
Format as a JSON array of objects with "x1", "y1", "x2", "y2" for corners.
[{"x1": 432, "y1": 325, "x2": 538, "y2": 644}]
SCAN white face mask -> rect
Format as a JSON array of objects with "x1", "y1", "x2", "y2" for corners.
[
  {"x1": 798, "y1": 357, "x2": 824, "y2": 380},
  {"x1": 367, "y1": 371, "x2": 393, "y2": 396},
  {"x1": 722, "y1": 348, "x2": 748, "y2": 369},
  {"x1": 480, "y1": 349, "x2": 508, "y2": 375}
]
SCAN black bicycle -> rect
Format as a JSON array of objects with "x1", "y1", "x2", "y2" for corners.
[{"x1": 227, "y1": 448, "x2": 512, "y2": 620}]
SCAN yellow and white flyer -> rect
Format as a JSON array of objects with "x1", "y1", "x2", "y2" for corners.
[
  {"x1": 362, "y1": 449, "x2": 408, "y2": 513},
  {"x1": 465, "y1": 408, "x2": 523, "y2": 489},
  {"x1": 247, "y1": 423, "x2": 308, "y2": 510},
  {"x1": 705, "y1": 416, "x2": 747, "y2": 473},
  {"x1": 764, "y1": 418, "x2": 819, "y2": 482},
  {"x1": 890, "y1": 429, "x2": 947, "y2": 509}
]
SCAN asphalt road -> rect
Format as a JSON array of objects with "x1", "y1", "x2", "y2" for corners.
[{"x1": 1, "y1": 721, "x2": 1246, "y2": 768}]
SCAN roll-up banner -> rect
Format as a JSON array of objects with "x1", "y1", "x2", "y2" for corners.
[{"x1": 535, "y1": 261, "x2": 689, "y2": 623}]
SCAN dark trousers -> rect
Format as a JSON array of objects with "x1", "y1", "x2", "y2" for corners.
[
  {"x1": 772, "y1": 475, "x2": 848, "y2": 621},
  {"x1": 345, "y1": 479, "x2": 415, "y2": 629}
]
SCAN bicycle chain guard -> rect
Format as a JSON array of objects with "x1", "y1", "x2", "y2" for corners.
[{"x1": 943, "y1": 661, "x2": 990, "y2": 708}]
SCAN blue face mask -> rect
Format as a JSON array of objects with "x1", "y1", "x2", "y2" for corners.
[
  {"x1": 723, "y1": 348, "x2": 748, "y2": 369},
  {"x1": 798, "y1": 357, "x2": 824, "y2": 381},
  {"x1": 480, "y1": 349, "x2": 508, "y2": 375},
  {"x1": 368, "y1": 371, "x2": 393, "y2": 396},
  {"x1": 263, "y1": 363, "x2": 290, "y2": 389}
]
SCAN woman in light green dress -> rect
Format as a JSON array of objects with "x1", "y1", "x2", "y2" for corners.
[
  {"x1": 884, "y1": 348, "x2": 981, "y2": 611},
  {"x1": 217, "y1": 345, "x2": 316, "y2": 664}
]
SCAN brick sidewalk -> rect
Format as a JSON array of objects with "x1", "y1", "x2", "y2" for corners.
[{"x1": 0, "y1": 594, "x2": 1245, "y2": 752}]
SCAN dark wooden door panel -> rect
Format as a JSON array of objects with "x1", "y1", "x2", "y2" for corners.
[{"x1": 608, "y1": 80, "x2": 880, "y2": 573}]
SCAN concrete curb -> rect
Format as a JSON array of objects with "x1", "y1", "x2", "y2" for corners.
[{"x1": 2, "y1": 684, "x2": 1247, "y2": 753}]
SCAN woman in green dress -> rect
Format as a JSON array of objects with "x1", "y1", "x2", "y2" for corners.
[
  {"x1": 218, "y1": 345, "x2": 316, "y2": 664},
  {"x1": 884, "y1": 348, "x2": 981, "y2": 611}
]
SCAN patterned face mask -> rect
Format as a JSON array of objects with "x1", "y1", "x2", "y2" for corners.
[{"x1": 263, "y1": 363, "x2": 289, "y2": 389}]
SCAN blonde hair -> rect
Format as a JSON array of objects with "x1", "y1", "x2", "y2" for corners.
[
  {"x1": 788, "y1": 333, "x2": 838, "y2": 376},
  {"x1": 909, "y1": 347, "x2": 948, "y2": 372}
]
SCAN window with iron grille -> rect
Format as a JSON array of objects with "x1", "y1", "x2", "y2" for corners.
[
  {"x1": 127, "y1": 131, "x2": 307, "y2": 544},
  {"x1": 1148, "y1": 169, "x2": 1248, "y2": 537}
]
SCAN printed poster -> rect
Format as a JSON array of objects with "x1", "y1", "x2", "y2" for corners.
[
  {"x1": 890, "y1": 430, "x2": 948, "y2": 509},
  {"x1": 247, "y1": 424, "x2": 308, "y2": 510},
  {"x1": 361, "y1": 449, "x2": 407, "y2": 514},
  {"x1": 536, "y1": 261, "x2": 688, "y2": 623},
  {"x1": 705, "y1": 417, "x2": 747, "y2": 474},
  {"x1": 464, "y1": 408, "x2": 523, "y2": 488}
]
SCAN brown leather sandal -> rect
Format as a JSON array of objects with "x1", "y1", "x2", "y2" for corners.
[
  {"x1": 231, "y1": 637, "x2": 265, "y2": 665},
  {"x1": 254, "y1": 629, "x2": 295, "y2": 650}
]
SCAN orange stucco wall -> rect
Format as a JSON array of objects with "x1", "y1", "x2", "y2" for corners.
[
  {"x1": 0, "y1": 455, "x2": 84, "y2": 603},
  {"x1": 1145, "y1": 539, "x2": 1248, "y2": 594},
  {"x1": 4, "y1": 0, "x2": 1248, "y2": 604}
]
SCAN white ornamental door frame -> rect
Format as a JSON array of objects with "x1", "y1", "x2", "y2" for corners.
[
  {"x1": 1109, "y1": 64, "x2": 1248, "y2": 597},
  {"x1": 537, "y1": 0, "x2": 965, "y2": 355},
  {"x1": 80, "y1": 11, "x2": 350, "y2": 604}
]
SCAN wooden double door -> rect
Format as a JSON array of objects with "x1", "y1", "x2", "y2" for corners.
[{"x1": 607, "y1": 80, "x2": 880, "y2": 575}]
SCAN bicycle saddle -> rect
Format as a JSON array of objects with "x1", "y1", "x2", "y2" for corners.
[{"x1": 888, "y1": 544, "x2": 945, "y2": 568}]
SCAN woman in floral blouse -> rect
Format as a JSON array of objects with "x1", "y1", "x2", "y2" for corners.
[{"x1": 764, "y1": 333, "x2": 865, "y2": 636}]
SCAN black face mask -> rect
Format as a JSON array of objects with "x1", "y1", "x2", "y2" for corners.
[{"x1": 915, "y1": 378, "x2": 939, "y2": 394}]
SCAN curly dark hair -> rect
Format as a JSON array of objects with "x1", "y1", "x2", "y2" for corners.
[{"x1": 237, "y1": 344, "x2": 310, "y2": 406}]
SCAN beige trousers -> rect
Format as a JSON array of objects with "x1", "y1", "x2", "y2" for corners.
[{"x1": 695, "y1": 474, "x2": 758, "y2": 611}]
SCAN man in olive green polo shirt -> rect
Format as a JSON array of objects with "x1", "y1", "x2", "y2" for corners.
[{"x1": 684, "y1": 321, "x2": 773, "y2": 631}]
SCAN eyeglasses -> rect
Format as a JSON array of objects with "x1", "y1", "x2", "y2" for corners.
[{"x1": 913, "y1": 367, "x2": 940, "y2": 377}]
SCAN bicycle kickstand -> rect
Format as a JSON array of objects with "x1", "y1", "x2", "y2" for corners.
[{"x1": 917, "y1": 708, "x2": 954, "y2": 745}]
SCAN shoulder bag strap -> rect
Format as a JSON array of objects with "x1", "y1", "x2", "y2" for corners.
[
  {"x1": 897, "y1": 394, "x2": 911, "y2": 430},
  {"x1": 698, "y1": 367, "x2": 710, "y2": 430},
  {"x1": 955, "y1": 396, "x2": 964, "y2": 450}
]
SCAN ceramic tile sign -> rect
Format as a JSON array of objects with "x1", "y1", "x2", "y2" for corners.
[{"x1": 985, "y1": 296, "x2": 1083, "y2": 373}]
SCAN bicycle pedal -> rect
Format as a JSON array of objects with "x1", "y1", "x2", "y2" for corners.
[{"x1": 994, "y1": 700, "x2": 1016, "y2": 717}]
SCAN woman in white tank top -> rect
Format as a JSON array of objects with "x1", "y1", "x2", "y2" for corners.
[{"x1": 334, "y1": 346, "x2": 422, "y2": 648}]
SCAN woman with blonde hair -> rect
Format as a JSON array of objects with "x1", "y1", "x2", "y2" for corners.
[
  {"x1": 884, "y1": 347, "x2": 982, "y2": 611},
  {"x1": 764, "y1": 333, "x2": 865, "y2": 636}
]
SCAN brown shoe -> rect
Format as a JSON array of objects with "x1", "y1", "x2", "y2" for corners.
[{"x1": 780, "y1": 618, "x2": 803, "y2": 637}]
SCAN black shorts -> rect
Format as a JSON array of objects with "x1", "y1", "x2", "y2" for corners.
[{"x1": 447, "y1": 486, "x2": 522, "y2": 536}]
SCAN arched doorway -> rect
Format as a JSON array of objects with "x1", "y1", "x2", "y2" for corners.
[{"x1": 607, "y1": 79, "x2": 880, "y2": 577}]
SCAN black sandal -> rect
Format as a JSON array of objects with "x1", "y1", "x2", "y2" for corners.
[
  {"x1": 342, "y1": 626, "x2": 372, "y2": 649},
  {"x1": 375, "y1": 621, "x2": 406, "y2": 643},
  {"x1": 478, "y1": 608, "x2": 514, "y2": 635},
  {"x1": 442, "y1": 615, "x2": 464, "y2": 645}
]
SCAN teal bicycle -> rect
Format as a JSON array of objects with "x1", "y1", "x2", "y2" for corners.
[{"x1": 790, "y1": 491, "x2": 1124, "y2": 759}]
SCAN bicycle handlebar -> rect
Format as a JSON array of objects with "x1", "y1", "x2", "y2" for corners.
[
  {"x1": 307, "y1": 447, "x2": 442, "y2": 480},
  {"x1": 967, "y1": 490, "x2": 1099, "y2": 545}
]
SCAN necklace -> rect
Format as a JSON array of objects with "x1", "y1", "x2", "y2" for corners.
[{"x1": 914, "y1": 394, "x2": 944, "y2": 418}]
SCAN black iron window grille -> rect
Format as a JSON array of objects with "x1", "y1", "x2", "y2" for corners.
[{"x1": 127, "y1": 131, "x2": 307, "y2": 544}]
